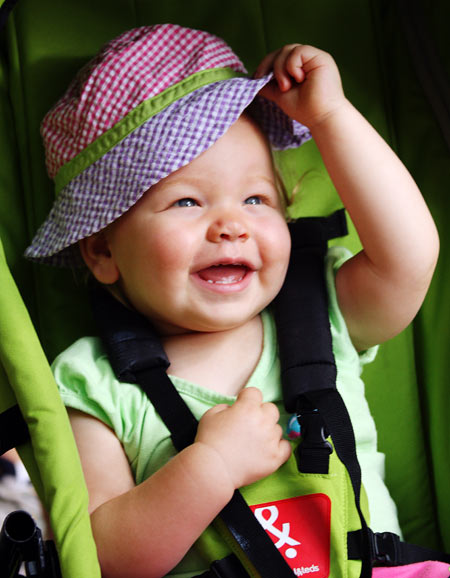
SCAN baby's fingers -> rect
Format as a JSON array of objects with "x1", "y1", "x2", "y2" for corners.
[
  {"x1": 236, "y1": 386, "x2": 263, "y2": 405},
  {"x1": 253, "y1": 50, "x2": 278, "y2": 79},
  {"x1": 254, "y1": 44, "x2": 305, "y2": 91},
  {"x1": 203, "y1": 403, "x2": 229, "y2": 416},
  {"x1": 272, "y1": 44, "x2": 305, "y2": 91},
  {"x1": 278, "y1": 438, "x2": 292, "y2": 465}
]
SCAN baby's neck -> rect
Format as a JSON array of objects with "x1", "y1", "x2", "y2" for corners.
[{"x1": 162, "y1": 315, "x2": 264, "y2": 397}]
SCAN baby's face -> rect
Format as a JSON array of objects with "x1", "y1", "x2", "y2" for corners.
[{"x1": 98, "y1": 115, "x2": 291, "y2": 335}]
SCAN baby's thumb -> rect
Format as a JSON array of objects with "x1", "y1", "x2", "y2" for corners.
[
  {"x1": 278, "y1": 439, "x2": 292, "y2": 465},
  {"x1": 202, "y1": 403, "x2": 229, "y2": 417},
  {"x1": 258, "y1": 81, "x2": 279, "y2": 104}
]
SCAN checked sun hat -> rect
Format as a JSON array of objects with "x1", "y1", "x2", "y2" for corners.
[{"x1": 25, "y1": 23, "x2": 311, "y2": 267}]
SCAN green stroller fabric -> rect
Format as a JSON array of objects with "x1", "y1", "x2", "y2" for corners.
[
  {"x1": 0, "y1": 241, "x2": 101, "y2": 576},
  {"x1": 0, "y1": 0, "x2": 449, "y2": 575}
]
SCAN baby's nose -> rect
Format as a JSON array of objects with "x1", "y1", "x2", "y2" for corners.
[{"x1": 207, "y1": 216, "x2": 249, "y2": 243}]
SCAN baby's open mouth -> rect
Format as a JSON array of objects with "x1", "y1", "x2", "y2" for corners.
[{"x1": 197, "y1": 264, "x2": 250, "y2": 285}]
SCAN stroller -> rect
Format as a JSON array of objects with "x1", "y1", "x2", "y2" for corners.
[{"x1": 0, "y1": 0, "x2": 449, "y2": 575}]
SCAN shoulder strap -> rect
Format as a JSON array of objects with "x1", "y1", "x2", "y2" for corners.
[
  {"x1": 274, "y1": 209, "x2": 373, "y2": 578},
  {"x1": 91, "y1": 286, "x2": 295, "y2": 578},
  {"x1": 274, "y1": 210, "x2": 346, "y2": 410},
  {"x1": 90, "y1": 290, "x2": 198, "y2": 451},
  {"x1": 277, "y1": 212, "x2": 450, "y2": 571}
]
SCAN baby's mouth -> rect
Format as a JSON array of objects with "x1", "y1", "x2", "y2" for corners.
[{"x1": 197, "y1": 264, "x2": 250, "y2": 285}]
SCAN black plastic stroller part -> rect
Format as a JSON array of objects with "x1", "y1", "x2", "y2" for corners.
[{"x1": 0, "y1": 510, "x2": 62, "y2": 578}]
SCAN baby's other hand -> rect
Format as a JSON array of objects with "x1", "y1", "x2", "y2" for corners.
[
  {"x1": 195, "y1": 387, "x2": 291, "y2": 489},
  {"x1": 255, "y1": 44, "x2": 346, "y2": 128}
]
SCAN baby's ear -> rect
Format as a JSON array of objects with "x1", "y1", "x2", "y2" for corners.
[{"x1": 79, "y1": 232, "x2": 120, "y2": 284}]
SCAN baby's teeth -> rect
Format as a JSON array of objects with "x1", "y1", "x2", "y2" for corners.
[{"x1": 207, "y1": 276, "x2": 244, "y2": 285}]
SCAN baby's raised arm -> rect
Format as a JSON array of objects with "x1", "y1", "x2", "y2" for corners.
[
  {"x1": 69, "y1": 388, "x2": 290, "y2": 578},
  {"x1": 257, "y1": 45, "x2": 439, "y2": 350}
]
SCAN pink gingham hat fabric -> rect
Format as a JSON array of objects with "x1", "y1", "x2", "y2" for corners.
[
  {"x1": 42, "y1": 25, "x2": 246, "y2": 180},
  {"x1": 25, "y1": 24, "x2": 311, "y2": 266}
]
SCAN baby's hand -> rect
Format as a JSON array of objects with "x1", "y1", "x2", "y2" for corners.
[
  {"x1": 195, "y1": 387, "x2": 291, "y2": 489},
  {"x1": 255, "y1": 44, "x2": 346, "y2": 129}
]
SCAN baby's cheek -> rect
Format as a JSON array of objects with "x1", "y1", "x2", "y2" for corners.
[
  {"x1": 152, "y1": 232, "x2": 191, "y2": 272},
  {"x1": 266, "y1": 222, "x2": 291, "y2": 270}
]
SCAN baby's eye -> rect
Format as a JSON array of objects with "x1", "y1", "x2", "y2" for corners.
[
  {"x1": 173, "y1": 198, "x2": 199, "y2": 208},
  {"x1": 244, "y1": 195, "x2": 263, "y2": 205}
]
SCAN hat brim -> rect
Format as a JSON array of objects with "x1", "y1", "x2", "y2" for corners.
[{"x1": 25, "y1": 73, "x2": 310, "y2": 267}]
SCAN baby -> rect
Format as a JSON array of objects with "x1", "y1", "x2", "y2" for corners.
[{"x1": 25, "y1": 24, "x2": 441, "y2": 578}]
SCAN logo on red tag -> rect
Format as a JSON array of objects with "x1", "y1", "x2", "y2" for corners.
[{"x1": 250, "y1": 494, "x2": 331, "y2": 577}]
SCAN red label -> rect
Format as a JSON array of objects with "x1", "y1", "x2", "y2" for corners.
[{"x1": 249, "y1": 494, "x2": 331, "y2": 577}]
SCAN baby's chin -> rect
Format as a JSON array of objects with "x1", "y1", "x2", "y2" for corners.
[{"x1": 156, "y1": 312, "x2": 264, "y2": 337}]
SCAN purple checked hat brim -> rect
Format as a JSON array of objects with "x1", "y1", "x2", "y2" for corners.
[{"x1": 25, "y1": 73, "x2": 311, "y2": 267}]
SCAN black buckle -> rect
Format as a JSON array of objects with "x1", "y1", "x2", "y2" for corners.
[
  {"x1": 295, "y1": 405, "x2": 333, "y2": 474},
  {"x1": 371, "y1": 531, "x2": 401, "y2": 566},
  {"x1": 196, "y1": 554, "x2": 249, "y2": 577}
]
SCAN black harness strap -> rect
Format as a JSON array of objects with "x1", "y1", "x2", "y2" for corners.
[
  {"x1": 133, "y1": 367, "x2": 198, "y2": 452},
  {"x1": 305, "y1": 388, "x2": 372, "y2": 577},
  {"x1": 275, "y1": 212, "x2": 344, "y2": 412},
  {"x1": 275, "y1": 212, "x2": 344, "y2": 476},
  {"x1": 274, "y1": 210, "x2": 372, "y2": 578},
  {"x1": 91, "y1": 287, "x2": 295, "y2": 578},
  {"x1": 274, "y1": 210, "x2": 450, "y2": 573},
  {"x1": 90, "y1": 290, "x2": 199, "y2": 451},
  {"x1": 196, "y1": 553, "x2": 250, "y2": 577}
]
